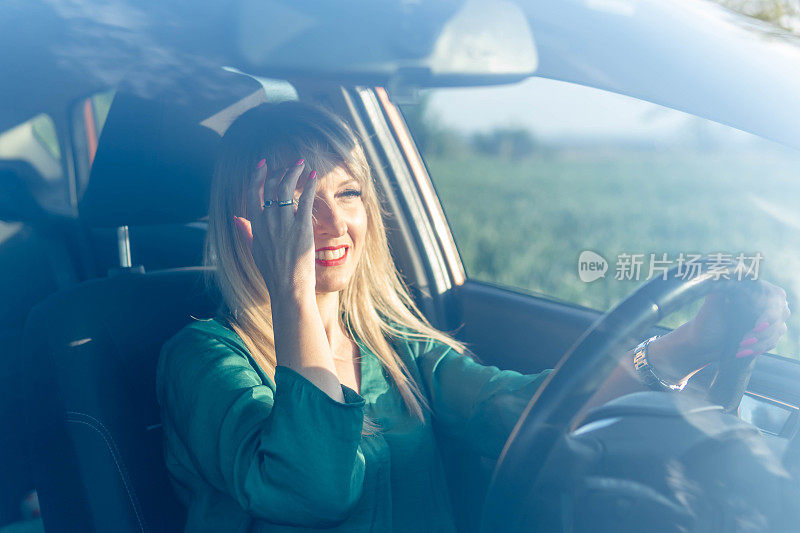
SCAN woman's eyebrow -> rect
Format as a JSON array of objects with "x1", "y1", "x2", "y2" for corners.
[{"x1": 339, "y1": 177, "x2": 359, "y2": 187}]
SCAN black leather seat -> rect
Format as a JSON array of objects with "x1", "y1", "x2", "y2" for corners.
[
  {"x1": 24, "y1": 269, "x2": 217, "y2": 532},
  {"x1": 0, "y1": 160, "x2": 81, "y2": 525},
  {"x1": 22, "y1": 73, "x2": 264, "y2": 532}
]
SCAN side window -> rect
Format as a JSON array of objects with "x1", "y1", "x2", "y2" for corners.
[
  {"x1": 0, "y1": 113, "x2": 62, "y2": 174},
  {"x1": 400, "y1": 77, "x2": 800, "y2": 356},
  {"x1": 0, "y1": 113, "x2": 68, "y2": 226},
  {"x1": 72, "y1": 90, "x2": 115, "y2": 198}
]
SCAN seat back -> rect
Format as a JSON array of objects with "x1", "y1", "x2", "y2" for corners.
[
  {"x1": 21, "y1": 74, "x2": 274, "y2": 532},
  {"x1": 23, "y1": 268, "x2": 218, "y2": 532}
]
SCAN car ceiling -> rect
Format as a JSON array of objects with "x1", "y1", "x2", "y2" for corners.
[
  {"x1": 0, "y1": 0, "x2": 536, "y2": 132},
  {"x1": 3, "y1": 0, "x2": 800, "y2": 150}
]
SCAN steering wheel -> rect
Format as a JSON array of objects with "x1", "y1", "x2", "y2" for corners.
[{"x1": 480, "y1": 264, "x2": 762, "y2": 532}]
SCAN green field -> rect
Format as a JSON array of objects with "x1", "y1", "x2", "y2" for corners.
[{"x1": 425, "y1": 147, "x2": 800, "y2": 358}]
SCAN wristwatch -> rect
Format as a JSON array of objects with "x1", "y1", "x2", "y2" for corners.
[{"x1": 633, "y1": 335, "x2": 688, "y2": 392}]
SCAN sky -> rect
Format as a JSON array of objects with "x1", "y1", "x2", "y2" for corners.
[{"x1": 422, "y1": 76, "x2": 763, "y2": 146}]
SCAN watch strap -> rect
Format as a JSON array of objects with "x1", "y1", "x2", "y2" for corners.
[{"x1": 633, "y1": 335, "x2": 687, "y2": 392}]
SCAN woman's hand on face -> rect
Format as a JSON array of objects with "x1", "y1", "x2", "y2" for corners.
[
  {"x1": 235, "y1": 158, "x2": 319, "y2": 301},
  {"x1": 687, "y1": 280, "x2": 790, "y2": 365}
]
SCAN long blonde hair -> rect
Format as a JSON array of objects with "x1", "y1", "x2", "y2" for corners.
[{"x1": 205, "y1": 100, "x2": 472, "y2": 423}]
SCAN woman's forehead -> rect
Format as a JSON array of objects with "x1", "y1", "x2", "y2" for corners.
[
  {"x1": 296, "y1": 166, "x2": 357, "y2": 190},
  {"x1": 323, "y1": 166, "x2": 356, "y2": 182}
]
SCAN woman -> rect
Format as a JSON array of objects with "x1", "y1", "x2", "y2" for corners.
[{"x1": 156, "y1": 101, "x2": 790, "y2": 532}]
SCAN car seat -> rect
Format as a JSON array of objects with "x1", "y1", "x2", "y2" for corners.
[
  {"x1": 21, "y1": 85, "x2": 250, "y2": 532},
  {"x1": 0, "y1": 159, "x2": 81, "y2": 525}
]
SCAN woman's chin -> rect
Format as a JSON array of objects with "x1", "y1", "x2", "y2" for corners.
[{"x1": 314, "y1": 276, "x2": 352, "y2": 295}]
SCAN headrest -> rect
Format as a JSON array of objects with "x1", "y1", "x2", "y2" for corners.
[{"x1": 79, "y1": 71, "x2": 265, "y2": 227}]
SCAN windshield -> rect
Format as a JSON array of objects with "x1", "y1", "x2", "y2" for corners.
[{"x1": 401, "y1": 76, "x2": 800, "y2": 359}]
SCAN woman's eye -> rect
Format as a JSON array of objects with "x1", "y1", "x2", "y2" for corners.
[{"x1": 341, "y1": 189, "x2": 362, "y2": 198}]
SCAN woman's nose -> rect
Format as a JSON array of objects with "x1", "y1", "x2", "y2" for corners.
[{"x1": 314, "y1": 199, "x2": 347, "y2": 236}]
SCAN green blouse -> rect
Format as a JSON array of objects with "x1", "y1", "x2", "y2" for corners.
[{"x1": 155, "y1": 317, "x2": 552, "y2": 532}]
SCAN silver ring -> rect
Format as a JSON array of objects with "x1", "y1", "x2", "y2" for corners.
[{"x1": 262, "y1": 199, "x2": 298, "y2": 209}]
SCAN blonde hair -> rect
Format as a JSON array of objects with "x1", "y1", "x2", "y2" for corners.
[{"x1": 205, "y1": 101, "x2": 473, "y2": 426}]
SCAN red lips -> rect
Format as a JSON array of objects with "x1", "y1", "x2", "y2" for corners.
[{"x1": 315, "y1": 246, "x2": 348, "y2": 266}]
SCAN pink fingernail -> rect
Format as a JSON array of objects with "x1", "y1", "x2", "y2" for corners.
[
  {"x1": 754, "y1": 321, "x2": 770, "y2": 333},
  {"x1": 295, "y1": 159, "x2": 305, "y2": 166},
  {"x1": 736, "y1": 348, "x2": 754, "y2": 358},
  {"x1": 256, "y1": 158, "x2": 266, "y2": 169},
  {"x1": 308, "y1": 170, "x2": 317, "y2": 180},
  {"x1": 739, "y1": 337, "x2": 758, "y2": 347}
]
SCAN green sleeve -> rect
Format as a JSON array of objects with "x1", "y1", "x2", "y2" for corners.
[
  {"x1": 156, "y1": 327, "x2": 367, "y2": 527},
  {"x1": 411, "y1": 335, "x2": 553, "y2": 459}
]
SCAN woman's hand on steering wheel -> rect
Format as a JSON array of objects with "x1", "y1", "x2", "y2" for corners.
[
  {"x1": 650, "y1": 280, "x2": 790, "y2": 383},
  {"x1": 483, "y1": 272, "x2": 793, "y2": 532},
  {"x1": 690, "y1": 279, "x2": 789, "y2": 357}
]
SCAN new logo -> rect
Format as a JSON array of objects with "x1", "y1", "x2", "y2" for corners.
[{"x1": 578, "y1": 251, "x2": 608, "y2": 282}]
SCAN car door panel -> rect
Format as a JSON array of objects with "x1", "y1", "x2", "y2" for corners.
[{"x1": 452, "y1": 280, "x2": 600, "y2": 374}]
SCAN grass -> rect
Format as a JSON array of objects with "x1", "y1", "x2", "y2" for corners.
[{"x1": 425, "y1": 146, "x2": 800, "y2": 358}]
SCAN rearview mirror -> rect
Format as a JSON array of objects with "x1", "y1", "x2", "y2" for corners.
[{"x1": 236, "y1": 0, "x2": 538, "y2": 89}]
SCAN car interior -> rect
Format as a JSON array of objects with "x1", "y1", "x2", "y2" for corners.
[
  {"x1": 3, "y1": 69, "x2": 563, "y2": 532},
  {"x1": 7, "y1": 70, "x2": 800, "y2": 533},
  {"x1": 5, "y1": 1, "x2": 800, "y2": 532}
]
